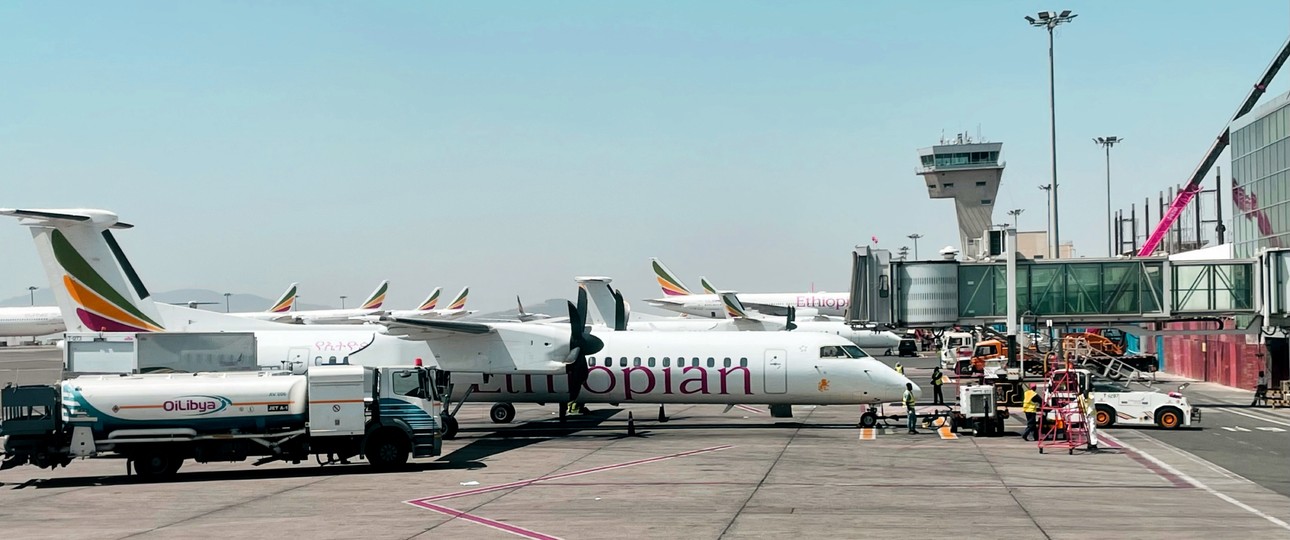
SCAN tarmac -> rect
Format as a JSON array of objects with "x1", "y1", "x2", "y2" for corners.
[{"x1": 3, "y1": 346, "x2": 1290, "y2": 539}]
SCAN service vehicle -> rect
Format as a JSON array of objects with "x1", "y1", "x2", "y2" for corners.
[
  {"x1": 1045, "y1": 369, "x2": 1198, "y2": 429},
  {"x1": 1, "y1": 364, "x2": 441, "y2": 479}
]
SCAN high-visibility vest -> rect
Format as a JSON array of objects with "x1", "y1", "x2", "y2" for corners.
[
  {"x1": 895, "y1": 364, "x2": 904, "y2": 375},
  {"x1": 932, "y1": 372, "x2": 943, "y2": 386},
  {"x1": 1022, "y1": 389, "x2": 1040, "y2": 413},
  {"x1": 902, "y1": 389, "x2": 916, "y2": 408}
]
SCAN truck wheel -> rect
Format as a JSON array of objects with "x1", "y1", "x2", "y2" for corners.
[
  {"x1": 131, "y1": 452, "x2": 180, "y2": 479},
  {"x1": 858, "y1": 411, "x2": 878, "y2": 428},
  {"x1": 365, "y1": 431, "x2": 410, "y2": 469},
  {"x1": 441, "y1": 414, "x2": 459, "y2": 440},
  {"x1": 490, "y1": 403, "x2": 516, "y2": 424},
  {"x1": 1157, "y1": 408, "x2": 1183, "y2": 429},
  {"x1": 1094, "y1": 405, "x2": 1116, "y2": 428}
]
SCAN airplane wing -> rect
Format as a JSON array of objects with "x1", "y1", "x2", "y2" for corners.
[
  {"x1": 367, "y1": 315, "x2": 580, "y2": 375},
  {"x1": 644, "y1": 297, "x2": 686, "y2": 306}
]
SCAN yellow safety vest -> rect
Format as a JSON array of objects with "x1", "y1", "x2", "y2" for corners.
[
  {"x1": 902, "y1": 389, "x2": 916, "y2": 408},
  {"x1": 895, "y1": 364, "x2": 904, "y2": 375},
  {"x1": 1022, "y1": 389, "x2": 1039, "y2": 413},
  {"x1": 932, "y1": 372, "x2": 943, "y2": 386}
]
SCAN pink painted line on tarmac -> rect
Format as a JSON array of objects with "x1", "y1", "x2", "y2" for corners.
[
  {"x1": 408, "y1": 444, "x2": 734, "y2": 504},
  {"x1": 1099, "y1": 434, "x2": 1190, "y2": 489},
  {"x1": 409, "y1": 501, "x2": 561, "y2": 540}
]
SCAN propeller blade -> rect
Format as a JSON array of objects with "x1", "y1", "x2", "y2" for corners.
[
  {"x1": 786, "y1": 306, "x2": 798, "y2": 331},
  {"x1": 612, "y1": 289, "x2": 627, "y2": 331}
]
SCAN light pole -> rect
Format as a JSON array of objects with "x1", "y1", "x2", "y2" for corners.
[
  {"x1": 907, "y1": 233, "x2": 923, "y2": 260},
  {"x1": 223, "y1": 292, "x2": 231, "y2": 313},
  {"x1": 27, "y1": 286, "x2": 37, "y2": 306},
  {"x1": 898, "y1": 246, "x2": 910, "y2": 261},
  {"x1": 340, "y1": 295, "x2": 347, "y2": 309},
  {"x1": 1094, "y1": 136, "x2": 1123, "y2": 256},
  {"x1": 1026, "y1": 10, "x2": 1077, "y2": 259},
  {"x1": 1007, "y1": 208, "x2": 1025, "y2": 229},
  {"x1": 1039, "y1": 184, "x2": 1053, "y2": 258}
]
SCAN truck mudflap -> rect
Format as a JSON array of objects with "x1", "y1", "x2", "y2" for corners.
[
  {"x1": 411, "y1": 430, "x2": 440, "y2": 459},
  {"x1": 1190, "y1": 408, "x2": 1202, "y2": 423}
]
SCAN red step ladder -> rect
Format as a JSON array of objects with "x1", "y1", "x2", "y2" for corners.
[{"x1": 1037, "y1": 360, "x2": 1089, "y2": 454}]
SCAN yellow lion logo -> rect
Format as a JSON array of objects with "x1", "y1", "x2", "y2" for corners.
[{"x1": 818, "y1": 378, "x2": 830, "y2": 392}]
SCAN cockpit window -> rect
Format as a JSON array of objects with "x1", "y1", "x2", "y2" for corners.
[
  {"x1": 820, "y1": 346, "x2": 846, "y2": 358},
  {"x1": 841, "y1": 345, "x2": 869, "y2": 359}
]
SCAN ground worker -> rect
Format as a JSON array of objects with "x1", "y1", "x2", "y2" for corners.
[
  {"x1": 930, "y1": 366, "x2": 945, "y2": 405},
  {"x1": 1079, "y1": 390, "x2": 1100, "y2": 451},
  {"x1": 1021, "y1": 383, "x2": 1040, "y2": 442},
  {"x1": 1253, "y1": 371, "x2": 1268, "y2": 407},
  {"x1": 894, "y1": 362, "x2": 904, "y2": 375},
  {"x1": 903, "y1": 382, "x2": 919, "y2": 434}
]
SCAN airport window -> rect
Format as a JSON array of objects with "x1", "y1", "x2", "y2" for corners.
[
  {"x1": 740, "y1": 357, "x2": 748, "y2": 367},
  {"x1": 648, "y1": 357, "x2": 656, "y2": 367},
  {"x1": 975, "y1": 181, "x2": 986, "y2": 186},
  {"x1": 723, "y1": 358, "x2": 731, "y2": 368},
  {"x1": 707, "y1": 357, "x2": 715, "y2": 368},
  {"x1": 633, "y1": 357, "x2": 641, "y2": 367},
  {"x1": 620, "y1": 357, "x2": 628, "y2": 367},
  {"x1": 981, "y1": 199, "x2": 992, "y2": 205},
  {"x1": 942, "y1": 182, "x2": 954, "y2": 188}
]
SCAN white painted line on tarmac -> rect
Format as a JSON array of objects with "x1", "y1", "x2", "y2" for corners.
[
  {"x1": 1101, "y1": 433, "x2": 1290, "y2": 532},
  {"x1": 1222, "y1": 427, "x2": 1238, "y2": 432},
  {"x1": 1256, "y1": 427, "x2": 1286, "y2": 433},
  {"x1": 1221, "y1": 408, "x2": 1290, "y2": 428},
  {"x1": 1235, "y1": 426, "x2": 1251, "y2": 432}
]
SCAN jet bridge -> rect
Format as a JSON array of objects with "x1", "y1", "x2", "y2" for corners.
[{"x1": 849, "y1": 248, "x2": 1271, "y2": 328}]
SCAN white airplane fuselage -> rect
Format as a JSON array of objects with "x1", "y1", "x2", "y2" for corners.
[
  {"x1": 649, "y1": 292, "x2": 849, "y2": 319},
  {"x1": 457, "y1": 331, "x2": 915, "y2": 406},
  {"x1": 0, "y1": 306, "x2": 65, "y2": 337}
]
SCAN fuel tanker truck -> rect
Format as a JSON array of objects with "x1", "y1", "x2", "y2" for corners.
[{"x1": 0, "y1": 363, "x2": 441, "y2": 479}]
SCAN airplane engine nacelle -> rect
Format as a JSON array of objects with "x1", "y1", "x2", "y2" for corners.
[{"x1": 430, "y1": 325, "x2": 572, "y2": 374}]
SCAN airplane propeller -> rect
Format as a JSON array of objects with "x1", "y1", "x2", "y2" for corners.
[
  {"x1": 611, "y1": 288, "x2": 628, "y2": 331},
  {"x1": 565, "y1": 287, "x2": 604, "y2": 406},
  {"x1": 786, "y1": 306, "x2": 798, "y2": 331}
]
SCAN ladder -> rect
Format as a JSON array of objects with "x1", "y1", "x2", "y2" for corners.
[{"x1": 1037, "y1": 363, "x2": 1089, "y2": 454}]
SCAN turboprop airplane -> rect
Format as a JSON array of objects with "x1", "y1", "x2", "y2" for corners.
[
  {"x1": 0, "y1": 305, "x2": 64, "y2": 337},
  {"x1": 579, "y1": 277, "x2": 901, "y2": 352},
  {"x1": 385, "y1": 287, "x2": 475, "y2": 320},
  {"x1": 647, "y1": 258, "x2": 850, "y2": 319},
  {"x1": 2, "y1": 208, "x2": 590, "y2": 434},
  {"x1": 226, "y1": 282, "x2": 299, "y2": 321}
]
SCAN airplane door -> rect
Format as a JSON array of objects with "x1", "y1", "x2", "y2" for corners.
[
  {"x1": 764, "y1": 349, "x2": 787, "y2": 394},
  {"x1": 288, "y1": 347, "x2": 309, "y2": 367}
]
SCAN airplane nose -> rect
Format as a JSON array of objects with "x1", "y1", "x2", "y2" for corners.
[{"x1": 907, "y1": 380, "x2": 923, "y2": 399}]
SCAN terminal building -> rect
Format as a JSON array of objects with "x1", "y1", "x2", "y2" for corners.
[{"x1": 1140, "y1": 89, "x2": 1290, "y2": 388}]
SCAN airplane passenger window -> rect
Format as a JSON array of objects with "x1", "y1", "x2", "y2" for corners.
[
  {"x1": 723, "y1": 358, "x2": 731, "y2": 368},
  {"x1": 604, "y1": 358, "x2": 612, "y2": 367},
  {"x1": 634, "y1": 357, "x2": 642, "y2": 367},
  {"x1": 740, "y1": 357, "x2": 748, "y2": 367},
  {"x1": 648, "y1": 357, "x2": 656, "y2": 367},
  {"x1": 707, "y1": 357, "x2": 715, "y2": 368},
  {"x1": 663, "y1": 357, "x2": 670, "y2": 367},
  {"x1": 620, "y1": 357, "x2": 628, "y2": 367},
  {"x1": 328, "y1": 356, "x2": 338, "y2": 364}
]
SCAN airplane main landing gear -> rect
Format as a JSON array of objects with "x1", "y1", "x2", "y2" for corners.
[{"x1": 490, "y1": 403, "x2": 516, "y2": 424}]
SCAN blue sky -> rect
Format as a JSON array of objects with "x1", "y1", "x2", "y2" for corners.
[{"x1": 2, "y1": 1, "x2": 1288, "y2": 312}]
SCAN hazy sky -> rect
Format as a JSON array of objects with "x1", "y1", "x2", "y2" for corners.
[{"x1": 3, "y1": 1, "x2": 1289, "y2": 312}]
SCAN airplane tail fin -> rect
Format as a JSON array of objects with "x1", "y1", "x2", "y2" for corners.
[
  {"x1": 700, "y1": 276, "x2": 719, "y2": 295},
  {"x1": 718, "y1": 291, "x2": 750, "y2": 319},
  {"x1": 516, "y1": 295, "x2": 529, "y2": 317},
  {"x1": 267, "y1": 283, "x2": 299, "y2": 313},
  {"x1": 575, "y1": 277, "x2": 620, "y2": 328},
  {"x1": 417, "y1": 287, "x2": 442, "y2": 311},
  {"x1": 651, "y1": 258, "x2": 692, "y2": 296},
  {"x1": 1, "y1": 208, "x2": 166, "y2": 332},
  {"x1": 359, "y1": 280, "x2": 390, "y2": 310},
  {"x1": 446, "y1": 287, "x2": 469, "y2": 311}
]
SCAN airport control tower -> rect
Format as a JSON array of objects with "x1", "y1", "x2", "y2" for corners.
[{"x1": 916, "y1": 133, "x2": 1005, "y2": 257}]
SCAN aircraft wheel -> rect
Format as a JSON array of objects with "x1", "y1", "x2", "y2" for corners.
[
  {"x1": 441, "y1": 414, "x2": 459, "y2": 440},
  {"x1": 490, "y1": 403, "x2": 516, "y2": 424},
  {"x1": 858, "y1": 411, "x2": 878, "y2": 428}
]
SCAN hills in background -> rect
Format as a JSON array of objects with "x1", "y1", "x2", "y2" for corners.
[{"x1": 0, "y1": 288, "x2": 572, "y2": 319}]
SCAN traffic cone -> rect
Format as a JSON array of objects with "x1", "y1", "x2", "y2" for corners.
[
  {"x1": 627, "y1": 412, "x2": 636, "y2": 436},
  {"x1": 658, "y1": 405, "x2": 668, "y2": 423}
]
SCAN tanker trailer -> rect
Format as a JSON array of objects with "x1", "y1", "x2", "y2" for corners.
[{"x1": 1, "y1": 364, "x2": 440, "y2": 479}]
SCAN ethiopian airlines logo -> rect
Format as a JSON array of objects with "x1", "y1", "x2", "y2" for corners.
[
  {"x1": 163, "y1": 395, "x2": 231, "y2": 416},
  {"x1": 51, "y1": 230, "x2": 164, "y2": 333}
]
